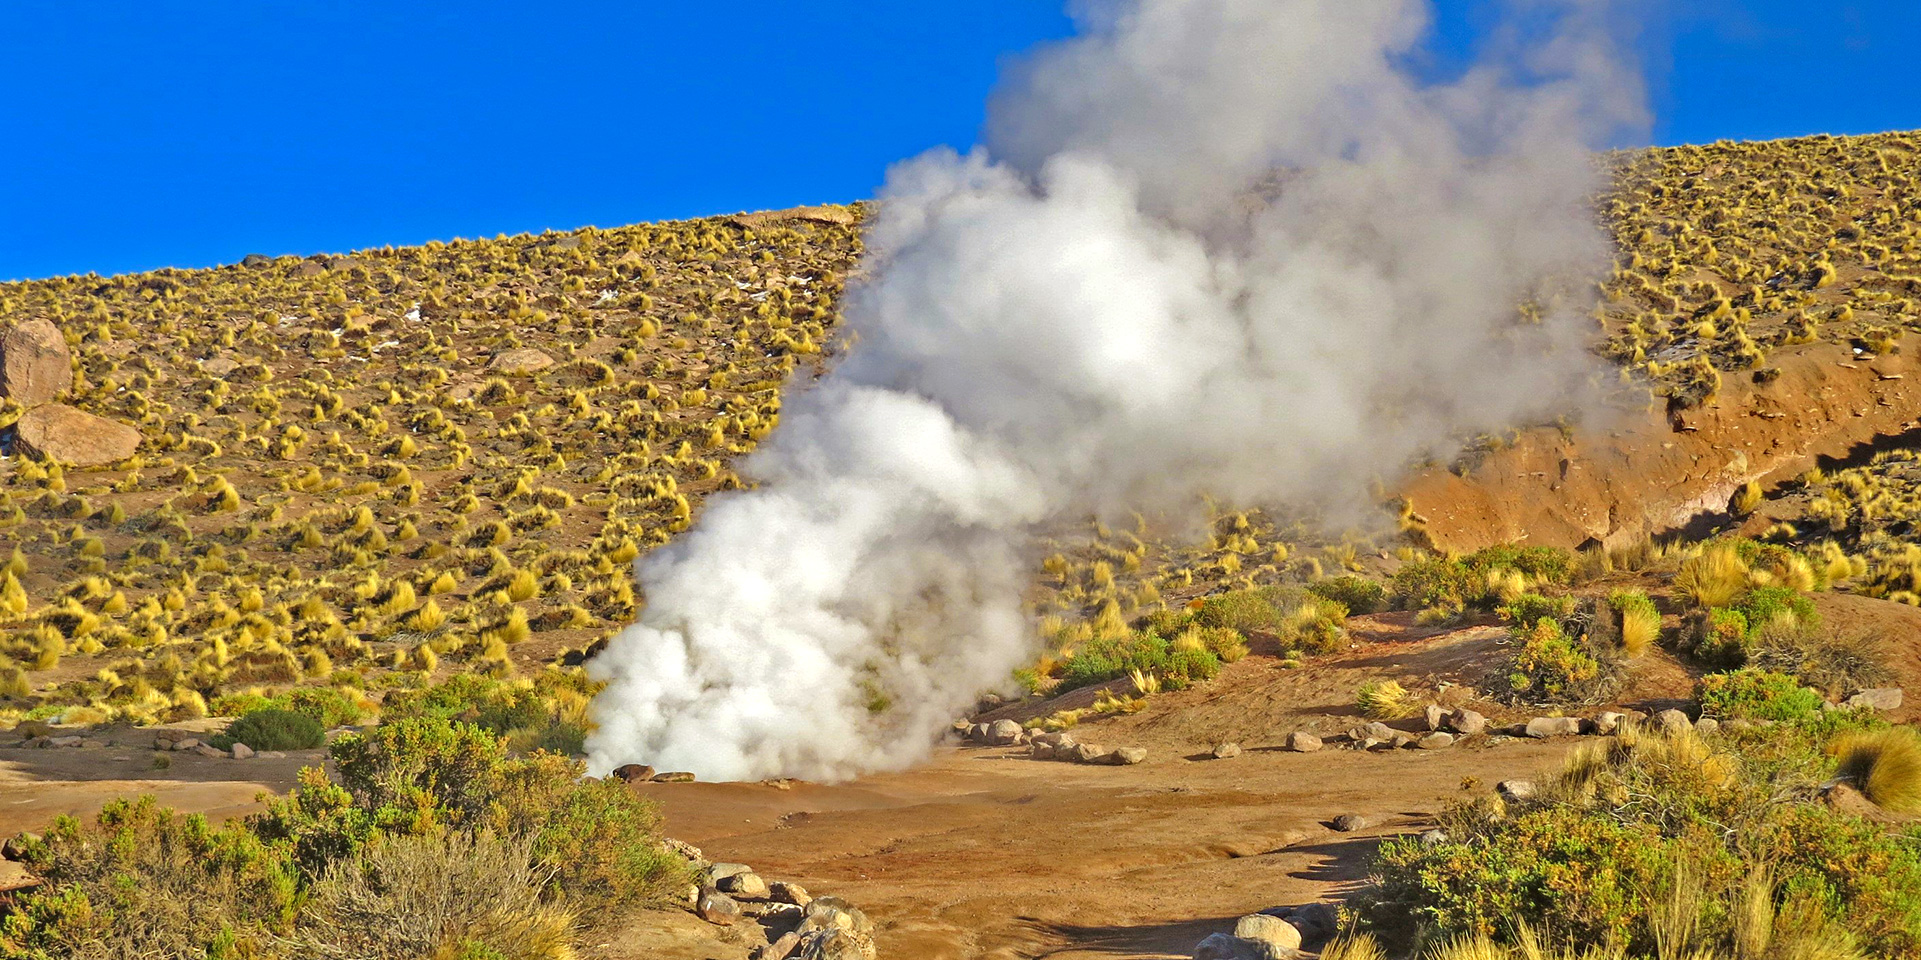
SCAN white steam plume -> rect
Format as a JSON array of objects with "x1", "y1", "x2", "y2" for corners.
[{"x1": 586, "y1": 0, "x2": 1646, "y2": 782}]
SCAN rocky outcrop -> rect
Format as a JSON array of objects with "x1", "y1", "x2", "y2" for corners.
[
  {"x1": 0, "y1": 319, "x2": 72, "y2": 406},
  {"x1": 488, "y1": 348, "x2": 555, "y2": 375},
  {"x1": 12, "y1": 403, "x2": 140, "y2": 467}
]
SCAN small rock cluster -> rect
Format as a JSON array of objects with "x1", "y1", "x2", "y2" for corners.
[
  {"x1": 954, "y1": 719, "x2": 1149, "y2": 765},
  {"x1": 612, "y1": 763, "x2": 698, "y2": 784},
  {"x1": 666, "y1": 840, "x2": 877, "y2": 960},
  {"x1": 0, "y1": 318, "x2": 141, "y2": 467},
  {"x1": 151, "y1": 731, "x2": 287, "y2": 759},
  {"x1": 1192, "y1": 902, "x2": 1338, "y2": 959}
]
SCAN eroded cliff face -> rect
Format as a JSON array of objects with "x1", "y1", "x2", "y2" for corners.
[{"x1": 1404, "y1": 336, "x2": 1921, "y2": 552}]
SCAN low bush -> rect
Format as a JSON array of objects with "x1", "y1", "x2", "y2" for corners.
[
  {"x1": 1503, "y1": 617, "x2": 1608, "y2": 703},
  {"x1": 1055, "y1": 631, "x2": 1223, "y2": 693},
  {"x1": 1696, "y1": 669, "x2": 1824, "y2": 724},
  {"x1": 1497, "y1": 593, "x2": 1572, "y2": 630},
  {"x1": 1730, "y1": 585, "x2": 1819, "y2": 634},
  {"x1": 1357, "y1": 679, "x2": 1411, "y2": 719},
  {"x1": 1193, "y1": 587, "x2": 1291, "y2": 634},
  {"x1": 1692, "y1": 607, "x2": 1752, "y2": 666},
  {"x1": 1308, "y1": 576, "x2": 1385, "y2": 615},
  {"x1": 1391, "y1": 557, "x2": 1478, "y2": 613},
  {"x1": 1464, "y1": 544, "x2": 1575, "y2": 585},
  {"x1": 1609, "y1": 588, "x2": 1660, "y2": 657},
  {"x1": 1280, "y1": 597, "x2": 1349, "y2": 654},
  {"x1": 1747, "y1": 624, "x2": 1892, "y2": 698},
  {"x1": 215, "y1": 707, "x2": 326, "y2": 751}
]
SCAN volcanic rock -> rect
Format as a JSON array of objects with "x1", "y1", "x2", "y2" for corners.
[
  {"x1": 1286, "y1": 731, "x2": 1322, "y2": 752},
  {"x1": 613, "y1": 763, "x2": 656, "y2": 783},
  {"x1": 12, "y1": 403, "x2": 140, "y2": 467},
  {"x1": 1331, "y1": 813, "x2": 1368, "y2": 832},
  {"x1": 1233, "y1": 913, "x2": 1304, "y2": 952},
  {"x1": 488, "y1": 348, "x2": 555, "y2": 375},
  {"x1": 1212, "y1": 742, "x2": 1242, "y2": 759},
  {"x1": 1846, "y1": 688, "x2": 1904, "y2": 712},
  {"x1": 0, "y1": 319, "x2": 72, "y2": 406}
]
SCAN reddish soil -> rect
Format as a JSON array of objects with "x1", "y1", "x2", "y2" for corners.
[{"x1": 1404, "y1": 335, "x2": 1921, "y2": 552}]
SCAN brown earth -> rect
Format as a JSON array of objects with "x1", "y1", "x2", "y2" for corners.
[{"x1": 1405, "y1": 335, "x2": 1921, "y2": 552}]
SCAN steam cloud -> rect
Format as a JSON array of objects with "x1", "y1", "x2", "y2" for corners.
[{"x1": 586, "y1": 0, "x2": 1646, "y2": 781}]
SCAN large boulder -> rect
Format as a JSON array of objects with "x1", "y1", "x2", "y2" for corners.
[
  {"x1": 985, "y1": 719, "x2": 1024, "y2": 745},
  {"x1": 1447, "y1": 708, "x2": 1488, "y2": 736},
  {"x1": 1233, "y1": 914, "x2": 1303, "y2": 952},
  {"x1": 12, "y1": 403, "x2": 140, "y2": 467},
  {"x1": 1525, "y1": 716, "x2": 1584, "y2": 739},
  {"x1": 0, "y1": 319, "x2": 72, "y2": 406},
  {"x1": 1286, "y1": 731, "x2": 1323, "y2": 753},
  {"x1": 1193, "y1": 932, "x2": 1289, "y2": 960},
  {"x1": 697, "y1": 888, "x2": 743, "y2": 925},
  {"x1": 1845, "y1": 688, "x2": 1904, "y2": 712}
]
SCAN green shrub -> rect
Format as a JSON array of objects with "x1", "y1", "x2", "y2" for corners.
[
  {"x1": 1466, "y1": 544, "x2": 1575, "y2": 584},
  {"x1": 1193, "y1": 588, "x2": 1284, "y2": 633},
  {"x1": 277, "y1": 686, "x2": 367, "y2": 728},
  {"x1": 1730, "y1": 586, "x2": 1819, "y2": 634},
  {"x1": 1056, "y1": 631, "x2": 1221, "y2": 692},
  {"x1": 1497, "y1": 592, "x2": 1573, "y2": 630},
  {"x1": 209, "y1": 691, "x2": 275, "y2": 718},
  {"x1": 1505, "y1": 618, "x2": 1603, "y2": 702},
  {"x1": 216, "y1": 708, "x2": 326, "y2": 751},
  {"x1": 1696, "y1": 669, "x2": 1824, "y2": 723},
  {"x1": 1693, "y1": 607, "x2": 1752, "y2": 666},
  {"x1": 1308, "y1": 576, "x2": 1385, "y2": 615},
  {"x1": 1390, "y1": 556, "x2": 1478, "y2": 611},
  {"x1": 1283, "y1": 597, "x2": 1350, "y2": 654}
]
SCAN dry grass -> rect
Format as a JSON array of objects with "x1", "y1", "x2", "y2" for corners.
[
  {"x1": 1674, "y1": 542, "x2": 1751, "y2": 609},
  {"x1": 1832, "y1": 727, "x2": 1921, "y2": 813}
]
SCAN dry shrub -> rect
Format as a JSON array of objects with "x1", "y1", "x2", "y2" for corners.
[
  {"x1": 1833, "y1": 727, "x2": 1921, "y2": 813},
  {"x1": 1357, "y1": 679, "x2": 1411, "y2": 719},
  {"x1": 293, "y1": 831, "x2": 576, "y2": 960},
  {"x1": 1746, "y1": 624, "x2": 1891, "y2": 699},
  {"x1": 1675, "y1": 542, "x2": 1750, "y2": 608}
]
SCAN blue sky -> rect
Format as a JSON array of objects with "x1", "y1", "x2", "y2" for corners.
[{"x1": 2, "y1": 1, "x2": 1917, "y2": 282}]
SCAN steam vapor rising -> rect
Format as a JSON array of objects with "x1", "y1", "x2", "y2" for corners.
[{"x1": 587, "y1": 0, "x2": 1646, "y2": 781}]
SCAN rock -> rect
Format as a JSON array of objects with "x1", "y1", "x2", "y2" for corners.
[
  {"x1": 0, "y1": 319, "x2": 72, "y2": 406},
  {"x1": 1280, "y1": 902, "x2": 1338, "y2": 942},
  {"x1": 1447, "y1": 708, "x2": 1488, "y2": 736},
  {"x1": 986, "y1": 719, "x2": 1024, "y2": 745},
  {"x1": 728, "y1": 205, "x2": 858, "y2": 229},
  {"x1": 1331, "y1": 813, "x2": 1368, "y2": 832},
  {"x1": 47, "y1": 736, "x2": 82, "y2": 748},
  {"x1": 1361, "y1": 721, "x2": 1395, "y2": 743},
  {"x1": 1070, "y1": 742, "x2": 1107, "y2": 763},
  {"x1": 967, "y1": 723, "x2": 990, "y2": 742},
  {"x1": 2, "y1": 832, "x2": 39, "y2": 861},
  {"x1": 230, "y1": 743, "x2": 255, "y2": 760},
  {"x1": 756, "y1": 932, "x2": 803, "y2": 959},
  {"x1": 1030, "y1": 743, "x2": 1057, "y2": 761},
  {"x1": 257, "y1": 751, "x2": 286, "y2": 759},
  {"x1": 295, "y1": 261, "x2": 327, "y2": 279},
  {"x1": 1693, "y1": 717, "x2": 1721, "y2": 737},
  {"x1": 770, "y1": 880, "x2": 812, "y2": 906},
  {"x1": 1104, "y1": 746, "x2": 1148, "y2": 765},
  {"x1": 800, "y1": 896, "x2": 874, "y2": 935},
  {"x1": 13, "y1": 721, "x2": 53, "y2": 740},
  {"x1": 241, "y1": 253, "x2": 272, "y2": 267},
  {"x1": 613, "y1": 763, "x2": 656, "y2": 783},
  {"x1": 169, "y1": 738, "x2": 203, "y2": 752},
  {"x1": 792, "y1": 927, "x2": 870, "y2": 960},
  {"x1": 1654, "y1": 708, "x2": 1694, "y2": 735},
  {"x1": 488, "y1": 348, "x2": 554, "y2": 375},
  {"x1": 1417, "y1": 732, "x2": 1455, "y2": 750},
  {"x1": 1497, "y1": 779, "x2": 1537, "y2": 801},
  {"x1": 719, "y1": 871, "x2": 769, "y2": 899},
  {"x1": 651, "y1": 771, "x2": 696, "y2": 783},
  {"x1": 1593, "y1": 711, "x2": 1627, "y2": 735},
  {"x1": 192, "y1": 744, "x2": 225, "y2": 758},
  {"x1": 1287, "y1": 731, "x2": 1322, "y2": 753},
  {"x1": 12, "y1": 403, "x2": 141, "y2": 467},
  {"x1": 1192, "y1": 932, "x2": 1288, "y2": 960},
  {"x1": 663, "y1": 837, "x2": 706, "y2": 865},
  {"x1": 1420, "y1": 829, "x2": 1450, "y2": 845},
  {"x1": 705, "y1": 862, "x2": 754, "y2": 885},
  {"x1": 1234, "y1": 913, "x2": 1304, "y2": 952},
  {"x1": 1845, "y1": 688, "x2": 1904, "y2": 712},
  {"x1": 697, "y1": 888, "x2": 742, "y2": 925},
  {"x1": 200, "y1": 356, "x2": 239, "y2": 377},
  {"x1": 1212, "y1": 742, "x2": 1242, "y2": 759},
  {"x1": 1424, "y1": 704, "x2": 1449, "y2": 731},
  {"x1": 1525, "y1": 716, "x2": 1584, "y2": 739}
]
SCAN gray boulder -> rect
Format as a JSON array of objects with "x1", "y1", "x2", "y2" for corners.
[
  {"x1": 1213, "y1": 742, "x2": 1242, "y2": 759},
  {"x1": 1655, "y1": 708, "x2": 1694, "y2": 735},
  {"x1": 1417, "y1": 732, "x2": 1455, "y2": 750},
  {"x1": 1496, "y1": 779, "x2": 1537, "y2": 801},
  {"x1": 697, "y1": 888, "x2": 742, "y2": 925},
  {"x1": 1845, "y1": 688, "x2": 1904, "y2": 712},
  {"x1": 986, "y1": 719, "x2": 1024, "y2": 745},
  {"x1": 1193, "y1": 932, "x2": 1289, "y2": 960},
  {"x1": 1525, "y1": 716, "x2": 1584, "y2": 738},
  {"x1": 1233, "y1": 913, "x2": 1303, "y2": 952},
  {"x1": 1331, "y1": 813, "x2": 1368, "y2": 832},
  {"x1": 1447, "y1": 709, "x2": 1488, "y2": 736}
]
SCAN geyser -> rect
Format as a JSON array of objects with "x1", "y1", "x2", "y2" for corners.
[{"x1": 586, "y1": 0, "x2": 1646, "y2": 781}]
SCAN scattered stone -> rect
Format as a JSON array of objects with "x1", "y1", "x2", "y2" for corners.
[
  {"x1": 0, "y1": 318, "x2": 73, "y2": 406},
  {"x1": 2, "y1": 832, "x2": 39, "y2": 861},
  {"x1": 200, "y1": 356, "x2": 240, "y2": 377},
  {"x1": 1424, "y1": 704, "x2": 1450, "y2": 732},
  {"x1": 1654, "y1": 708, "x2": 1694, "y2": 735},
  {"x1": 1233, "y1": 913, "x2": 1304, "y2": 952},
  {"x1": 719, "y1": 871, "x2": 769, "y2": 899},
  {"x1": 1496, "y1": 779, "x2": 1537, "y2": 801},
  {"x1": 705, "y1": 863, "x2": 755, "y2": 885},
  {"x1": 792, "y1": 927, "x2": 870, "y2": 960},
  {"x1": 1030, "y1": 743, "x2": 1057, "y2": 761},
  {"x1": 663, "y1": 837, "x2": 706, "y2": 865},
  {"x1": 1417, "y1": 732, "x2": 1455, "y2": 750},
  {"x1": 1693, "y1": 717, "x2": 1721, "y2": 737},
  {"x1": 1331, "y1": 813, "x2": 1368, "y2": 832},
  {"x1": 1277, "y1": 902, "x2": 1338, "y2": 943},
  {"x1": 295, "y1": 260, "x2": 326, "y2": 279},
  {"x1": 1845, "y1": 688, "x2": 1904, "y2": 712},
  {"x1": 1286, "y1": 731, "x2": 1323, "y2": 753},
  {"x1": 192, "y1": 744, "x2": 225, "y2": 758},
  {"x1": 12, "y1": 403, "x2": 141, "y2": 467},
  {"x1": 230, "y1": 743, "x2": 255, "y2": 760},
  {"x1": 770, "y1": 880, "x2": 812, "y2": 906},
  {"x1": 728, "y1": 205, "x2": 858, "y2": 229},
  {"x1": 1525, "y1": 716, "x2": 1584, "y2": 739},
  {"x1": 613, "y1": 763, "x2": 657, "y2": 783},
  {"x1": 1070, "y1": 742, "x2": 1107, "y2": 763},
  {"x1": 1420, "y1": 829, "x2": 1450, "y2": 845},
  {"x1": 1447, "y1": 708, "x2": 1488, "y2": 736},
  {"x1": 756, "y1": 932, "x2": 803, "y2": 960},
  {"x1": 1212, "y1": 742, "x2": 1242, "y2": 759},
  {"x1": 1102, "y1": 746, "x2": 1147, "y2": 765},
  {"x1": 257, "y1": 751, "x2": 286, "y2": 759},
  {"x1": 47, "y1": 736, "x2": 82, "y2": 748},
  {"x1": 651, "y1": 771, "x2": 697, "y2": 783},
  {"x1": 697, "y1": 888, "x2": 743, "y2": 925},
  {"x1": 488, "y1": 348, "x2": 555, "y2": 375},
  {"x1": 1593, "y1": 711, "x2": 1627, "y2": 736},
  {"x1": 1192, "y1": 932, "x2": 1288, "y2": 960},
  {"x1": 986, "y1": 719, "x2": 1024, "y2": 745}
]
